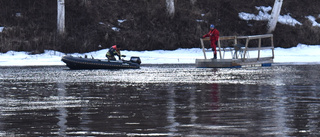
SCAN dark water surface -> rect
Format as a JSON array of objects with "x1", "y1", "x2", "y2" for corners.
[{"x1": 0, "y1": 64, "x2": 320, "y2": 136}]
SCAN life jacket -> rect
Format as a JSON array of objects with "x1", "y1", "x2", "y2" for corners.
[{"x1": 106, "y1": 45, "x2": 120, "y2": 56}]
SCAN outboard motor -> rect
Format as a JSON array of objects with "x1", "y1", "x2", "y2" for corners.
[{"x1": 130, "y1": 56, "x2": 141, "y2": 64}]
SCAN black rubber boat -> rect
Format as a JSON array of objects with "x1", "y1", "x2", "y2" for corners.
[{"x1": 61, "y1": 55, "x2": 141, "y2": 69}]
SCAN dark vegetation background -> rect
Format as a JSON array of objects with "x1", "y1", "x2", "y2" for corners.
[{"x1": 0, "y1": 0, "x2": 320, "y2": 53}]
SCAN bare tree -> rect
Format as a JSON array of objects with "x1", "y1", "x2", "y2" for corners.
[
  {"x1": 57, "y1": 0, "x2": 65, "y2": 35},
  {"x1": 267, "y1": 0, "x2": 283, "y2": 33},
  {"x1": 166, "y1": 0, "x2": 175, "y2": 18}
]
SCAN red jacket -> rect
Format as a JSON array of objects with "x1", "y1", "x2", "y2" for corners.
[{"x1": 203, "y1": 29, "x2": 219, "y2": 42}]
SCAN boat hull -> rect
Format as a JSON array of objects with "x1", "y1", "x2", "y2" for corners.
[{"x1": 61, "y1": 56, "x2": 140, "y2": 69}]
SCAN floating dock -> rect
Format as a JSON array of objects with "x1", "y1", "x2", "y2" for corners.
[{"x1": 196, "y1": 34, "x2": 275, "y2": 68}]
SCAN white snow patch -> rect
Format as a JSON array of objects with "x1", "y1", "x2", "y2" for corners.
[
  {"x1": 239, "y1": 6, "x2": 302, "y2": 26},
  {"x1": 256, "y1": 6, "x2": 272, "y2": 13},
  {"x1": 0, "y1": 27, "x2": 4, "y2": 32},
  {"x1": 112, "y1": 27, "x2": 120, "y2": 32},
  {"x1": 118, "y1": 19, "x2": 126, "y2": 24},
  {"x1": 306, "y1": 15, "x2": 320, "y2": 27}
]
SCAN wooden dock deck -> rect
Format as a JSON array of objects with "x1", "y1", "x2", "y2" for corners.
[{"x1": 196, "y1": 34, "x2": 275, "y2": 68}]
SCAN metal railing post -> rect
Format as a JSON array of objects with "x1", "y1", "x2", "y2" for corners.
[{"x1": 200, "y1": 38, "x2": 207, "y2": 59}]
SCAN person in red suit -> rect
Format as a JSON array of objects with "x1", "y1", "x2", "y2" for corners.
[{"x1": 202, "y1": 24, "x2": 220, "y2": 59}]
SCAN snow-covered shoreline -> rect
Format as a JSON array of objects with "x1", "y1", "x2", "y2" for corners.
[
  {"x1": 1, "y1": 44, "x2": 320, "y2": 66},
  {"x1": 2, "y1": 4, "x2": 319, "y2": 67}
]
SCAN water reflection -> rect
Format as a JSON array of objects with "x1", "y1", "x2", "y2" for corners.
[
  {"x1": 57, "y1": 83, "x2": 67, "y2": 136},
  {"x1": 273, "y1": 85, "x2": 290, "y2": 136},
  {"x1": 166, "y1": 84, "x2": 179, "y2": 136},
  {"x1": 0, "y1": 65, "x2": 320, "y2": 136}
]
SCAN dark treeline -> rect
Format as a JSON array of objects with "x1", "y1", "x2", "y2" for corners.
[{"x1": 0, "y1": 0, "x2": 320, "y2": 53}]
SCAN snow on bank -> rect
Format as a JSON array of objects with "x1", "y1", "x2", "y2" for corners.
[
  {"x1": 0, "y1": 44, "x2": 319, "y2": 66},
  {"x1": 306, "y1": 15, "x2": 320, "y2": 27},
  {"x1": 0, "y1": 27, "x2": 4, "y2": 32},
  {"x1": 239, "y1": 6, "x2": 302, "y2": 26},
  {"x1": 274, "y1": 44, "x2": 320, "y2": 63}
]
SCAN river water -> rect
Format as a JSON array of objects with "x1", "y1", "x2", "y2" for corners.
[{"x1": 0, "y1": 64, "x2": 320, "y2": 136}]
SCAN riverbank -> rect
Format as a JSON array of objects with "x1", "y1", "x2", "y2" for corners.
[{"x1": 1, "y1": 1, "x2": 320, "y2": 53}]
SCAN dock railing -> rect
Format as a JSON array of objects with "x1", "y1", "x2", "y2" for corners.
[{"x1": 200, "y1": 34, "x2": 275, "y2": 61}]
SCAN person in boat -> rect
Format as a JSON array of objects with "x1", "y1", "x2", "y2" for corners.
[
  {"x1": 202, "y1": 24, "x2": 220, "y2": 59},
  {"x1": 106, "y1": 45, "x2": 122, "y2": 60}
]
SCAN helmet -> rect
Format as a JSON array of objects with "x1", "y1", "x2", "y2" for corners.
[{"x1": 210, "y1": 24, "x2": 215, "y2": 28}]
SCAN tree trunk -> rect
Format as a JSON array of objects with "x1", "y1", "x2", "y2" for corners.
[
  {"x1": 57, "y1": 0, "x2": 65, "y2": 35},
  {"x1": 267, "y1": 0, "x2": 283, "y2": 33},
  {"x1": 166, "y1": 0, "x2": 175, "y2": 18}
]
